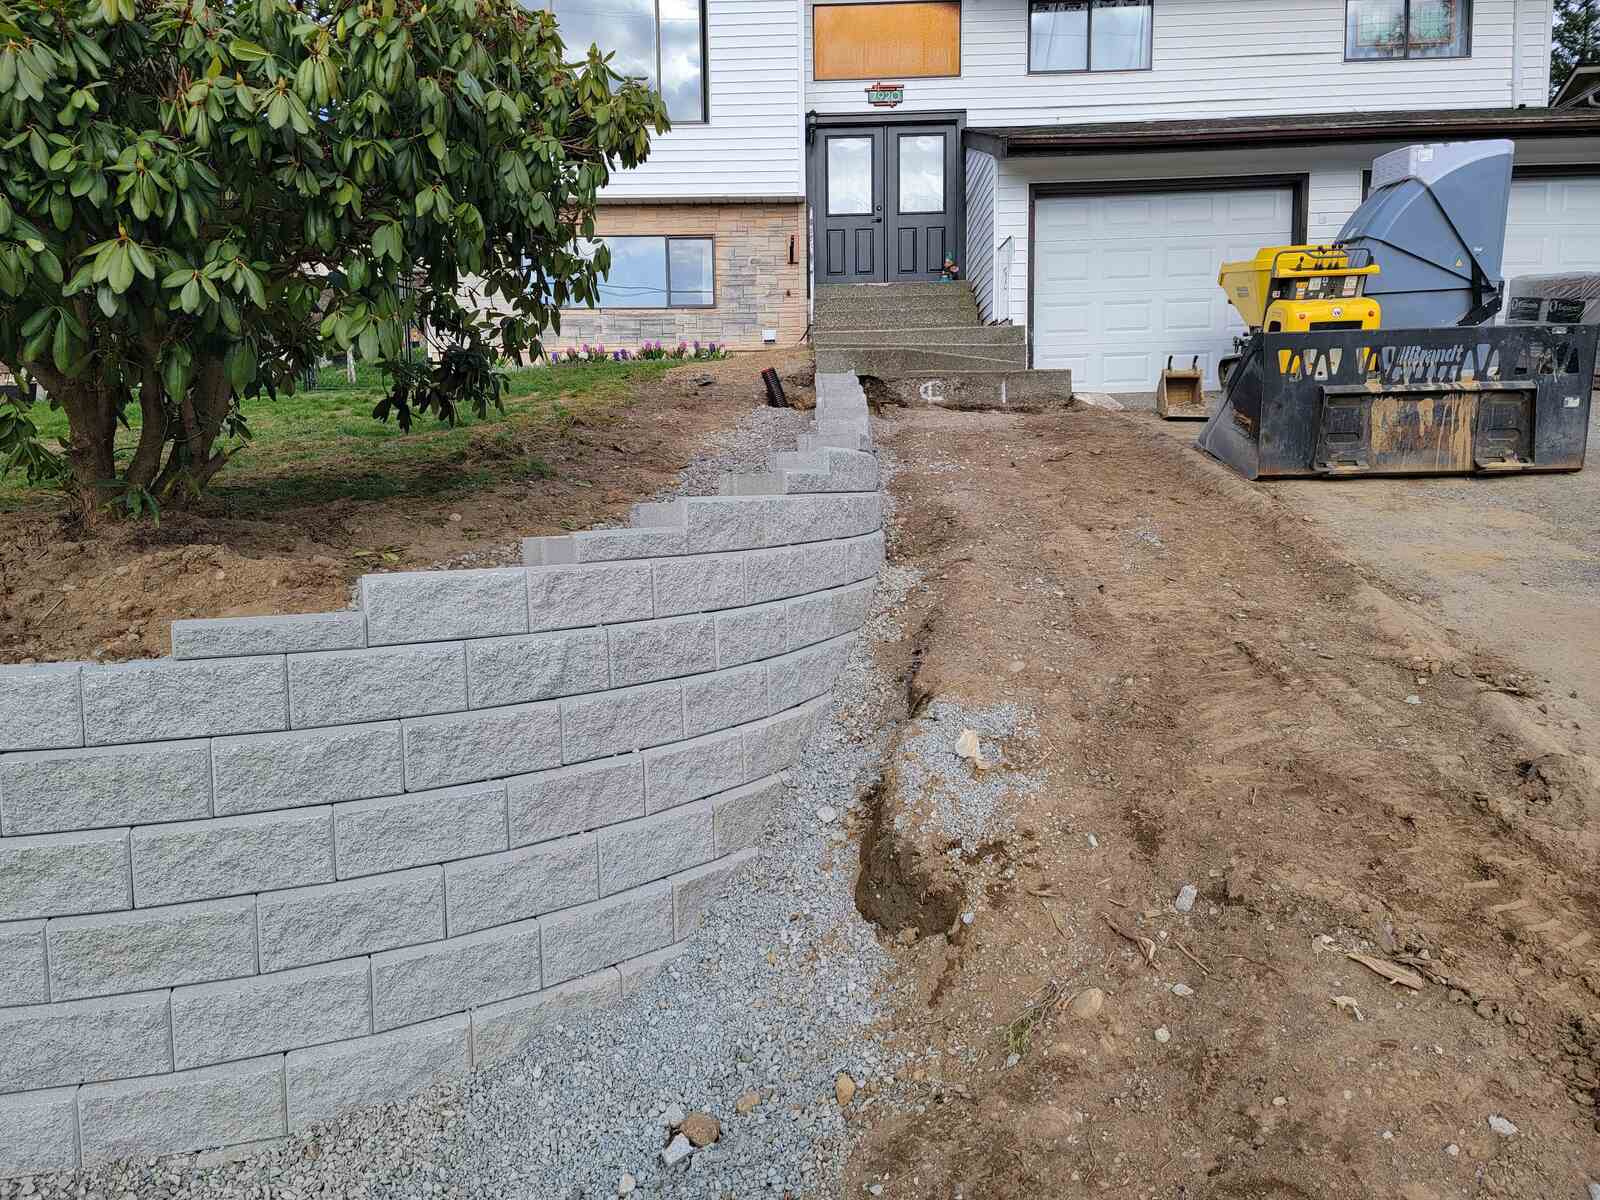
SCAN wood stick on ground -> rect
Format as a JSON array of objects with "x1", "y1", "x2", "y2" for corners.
[
  {"x1": 1174, "y1": 939, "x2": 1212, "y2": 975},
  {"x1": 1100, "y1": 912, "x2": 1156, "y2": 966}
]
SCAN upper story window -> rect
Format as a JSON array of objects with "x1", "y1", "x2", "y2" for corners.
[
  {"x1": 1029, "y1": 0, "x2": 1153, "y2": 74},
  {"x1": 549, "y1": 0, "x2": 707, "y2": 123},
  {"x1": 813, "y1": 2, "x2": 962, "y2": 80},
  {"x1": 1345, "y1": 0, "x2": 1471, "y2": 60}
]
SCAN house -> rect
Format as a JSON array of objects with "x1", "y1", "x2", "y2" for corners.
[{"x1": 546, "y1": 0, "x2": 1600, "y2": 391}]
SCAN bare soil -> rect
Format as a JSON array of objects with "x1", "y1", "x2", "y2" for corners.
[
  {"x1": 0, "y1": 351, "x2": 810, "y2": 665},
  {"x1": 845, "y1": 407, "x2": 1600, "y2": 1199}
]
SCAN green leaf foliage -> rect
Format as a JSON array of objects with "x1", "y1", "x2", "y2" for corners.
[{"x1": 0, "y1": 0, "x2": 669, "y2": 514}]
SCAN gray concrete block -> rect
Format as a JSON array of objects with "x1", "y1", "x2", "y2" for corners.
[
  {"x1": 0, "y1": 1087, "x2": 80, "y2": 1175},
  {"x1": 507, "y1": 756, "x2": 645, "y2": 847},
  {"x1": 844, "y1": 531, "x2": 886, "y2": 583},
  {"x1": 0, "y1": 827, "x2": 129, "y2": 922},
  {"x1": 712, "y1": 775, "x2": 788, "y2": 855},
  {"x1": 651, "y1": 554, "x2": 746, "y2": 618},
  {"x1": 617, "y1": 940, "x2": 691, "y2": 998},
  {"x1": 334, "y1": 782, "x2": 506, "y2": 879},
  {"x1": 524, "y1": 526, "x2": 686, "y2": 565},
  {"x1": 767, "y1": 636, "x2": 852, "y2": 713},
  {"x1": 444, "y1": 835, "x2": 597, "y2": 936},
  {"x1": 559, "y1": 682, "x2": 683, "y2": 764},
  {"x1": 772, "y1": 448, "x2": 879, "y2": 493},
  {"x1": 764, "y1": 494, "x2": 881, "y2": 548},
  {"x1": 286, "y1": 1013, "x2": 468, "y2": 1131},
  {"x1": 361, "y1": 568, "x2": 528, "y2": 646},
  {"x1": 682, "y1": 663, "x2": 768, "y2": 738},
  {"x1": 0, "y1": 918, "x2": 46, "y2": 1006},
  {"x1": 642, "y1": 729, "x2": 745, "y2": 814},
  {"x1": 402, "y1": 701, "x2": 562, "y2": 792},
  {"x1": 540, "y1": 882, "x2": 673, "y2": 987},
  {"x1": 172, "y1": 611, "x2": 366, "y2": 659},
  {"x1": 0, "y1": 739, "x2": 212, "y2": 836},
  {"x1": 131, "y1": 808, "x2": 333, "y2": 907},
  {"x1": 742, "y1": 700, "x2": 824, "y2": 782},
  {"x1": 257, "y1": 867, "x2": 443, "y2": 973},
  {"x1": 713, "y1": 599, "x2": 789, "y2": 669},
  {"x1": 673, "y1": 850, "x2": 757, "y2": 940},
  {"x1": 287, "y1": 643, "x2": 467, "y2": 728},
  {"x1": 212, "y1": 721, "x2": 403, "y2": 817},
  {"x1": 744, "y1": 542, "x2": 851, "y2": 606},
  {"x1": 683, "y1": 497, "x2": 771, "y2": 553},
  {"x1": 47, "y1": 896, "x2": 257, "y2": 1001},
  {"x1": 526, "y1": 562, "x2": 653, "y2": 632},
  {"x1": 786, "y1": 591, "x2": 835, "y2": 651},
  {"x1": 171, "y1": 957, "x2": 371, "y2": 1070},
  {"x1": 371, "y1": 918, "x2": 542, "y2": 1031},
  {"x1": 471, "y1": 969, "x2": 621, "y2": 1068},
  {"x1": 78, "y1": 1055, "x2": 285, "y2": 1167},
  {"x1": 0, "y1": 990, "x2": 171, "y2": 1091},
  {"x1": 607, "y1": 614, "x2": 716, "y2": 688},
  {"x1": 466, "y1": 628, "x2": 609, "y2": 709},
  {"x1": 81, "y1": 657, "x2": 287, "y2": 745},
  {"x1": 598, "y1": 801, "x2": 712, "y2": 897},
  {"x1": 832, "y1": 580, "x2": 876, "y2": 635},
  {"x1": 0, "y1": 664, "x2": 81, "y2": 753},
  {"x1": 629, "y1": 499, "x2": 683, "y2": 529}
]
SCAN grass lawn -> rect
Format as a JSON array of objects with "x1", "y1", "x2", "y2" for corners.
[{"x1": 0, "y1": 358, "x2": 678, "y2": 514}]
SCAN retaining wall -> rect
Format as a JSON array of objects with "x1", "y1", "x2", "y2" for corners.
[{"x1": 0, "y1": 375, "x2": 879, "y2": 1176}]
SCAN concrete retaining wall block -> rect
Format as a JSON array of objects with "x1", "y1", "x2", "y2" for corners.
[
  {"x1": 81, "y1": 657, "x2": 288, "y2": 745},
  {"x1": 0, "y1": 374, "x2": 881, "y2": 1174},
  {"x1": 171, "y1": 611, "x2": 367, "y2": 660},
  {"x1": 0, "y1": 740, "x2": 212, "y2": 835},
  {"x1": 286, "y1": 1014, "x2": 469, "y2": 1130},
  {"x1": 444, "y1": 835, "x2": 598, "y2": 936}
]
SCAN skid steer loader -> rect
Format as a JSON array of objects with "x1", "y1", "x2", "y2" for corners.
[{"x1": 1196, "y1": 141, "x2": 1598, "y2": 479}]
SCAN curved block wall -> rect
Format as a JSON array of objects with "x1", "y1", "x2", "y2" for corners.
[{"x1": 0, "y1": 375, "x2": 880, "y2": 1176}]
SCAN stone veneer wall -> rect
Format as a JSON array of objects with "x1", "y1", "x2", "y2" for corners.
[
  {"x1": 548, "y1": 201, "x2": 809, "y2": 353},
  {"x1": 0, "y1": 376, "x2": 878, "y2": 1177}
]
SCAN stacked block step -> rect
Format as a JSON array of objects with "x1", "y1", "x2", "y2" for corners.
[{"x1": 0, "y1": 373, "x2": 880, "y2": 1177}]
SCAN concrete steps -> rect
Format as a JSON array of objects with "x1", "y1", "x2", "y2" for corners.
[
  {"x1": 815, "y1": 283, "x2": 979, "y2": 331},
  {"x1": 817, "y1": 345, "x2": 1027, "y2": 375}
]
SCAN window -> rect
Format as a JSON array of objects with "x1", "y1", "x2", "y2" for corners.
[
  {"x1": 1345, "y1": 0, "x2": 1470, "y2": 60},
  {"x1": 1029, "y1": 0, "x2": 1152, "y2": 73},
  {"x1": 548, "y1": 0, "x2": 707, "y2": 122},
  {"x1": 897, "y1": 133, "x2": 945, "y2": 213},
  {"x1": 812, "y1": 2, "x2": 961, "y2": 81},
  {"x1": 581, "y1": 236, "x2": 715, "y2": 308}
]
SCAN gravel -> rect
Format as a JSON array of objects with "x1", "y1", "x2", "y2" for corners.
[
  {"x1": 1, "y1": 404, "x2": 918, "y2": 1200},
  {"x1": 890, "y1": 700, "x2": 1044, "y2": 851}
]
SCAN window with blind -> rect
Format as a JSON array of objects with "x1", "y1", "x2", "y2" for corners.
[
  {"x1": 812, "y1": 2, "x2": 962, "y2": 81},
  {"x1": 1028, "y1": 0, "x2": 1152, "y2": 73}
]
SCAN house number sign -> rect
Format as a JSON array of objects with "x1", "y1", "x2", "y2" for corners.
[{"x1": 865, "y1": 82, "x2": 905, "y2": 107}]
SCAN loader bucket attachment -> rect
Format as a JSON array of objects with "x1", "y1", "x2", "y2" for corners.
[{"x1": 1195, "y1": 324, "x2": 1598, "y2": 480}]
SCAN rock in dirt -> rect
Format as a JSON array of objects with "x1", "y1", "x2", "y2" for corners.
[
  {"x1": 817, "y1": 805, "x2": 838, "y2": 823},
  {"x1": 618, "y1": 1172, "x2": 637, "y2": 1195},
  {"x1": 735, "y1": 1091, "x2": 761, "y2": 1115},
  {"x1": 1154, "y1": 1026, "x2": 1172, "y2": 1044},
  {"x1": 1066, "y1": 987, "x2": 1105, "y2": 1020},
  {"x1": 678, "y1": 1113, "x2": 721, "y2": 1147},
  {"x1": 1174, "y1": 884, "x2": 1198, "y2": 913},
  {"x1": 836, "y1": 1073, "x2": 858, "y2": 1106},
  {"x1": 1487, "y1": 1114, "x2": 1519, "y2": 1137},
  {"x1": 661, "y1": 1134, "x2": 693, "y2": 1167},
  {"x1": 1171, "y1": 983, "x2": 1195, "y2": 998}
]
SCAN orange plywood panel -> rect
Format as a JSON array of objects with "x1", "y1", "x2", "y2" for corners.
[{"x1": 813, "y1": 2, "x2": 961, "y2": 81}]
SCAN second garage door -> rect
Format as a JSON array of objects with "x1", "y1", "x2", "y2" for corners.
[
  {"x1": 1032, "y1": 185, "x2": 1296, "y2": 392},
  {"x1": 1503, "y1": 175, "x2": 1600, "y2": 276}
]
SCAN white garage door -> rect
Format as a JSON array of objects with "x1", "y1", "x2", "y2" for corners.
[
  {"x1": 1503, "y1": 175, "x2": 1600, "y2": 276},
  {"x1": 1032, "y1": 186, "x2": 1296, "y2": 392}
]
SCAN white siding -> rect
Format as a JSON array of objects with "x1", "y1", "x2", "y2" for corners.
[
  {"x1": 600, "y1": 0, "x2": 805, "y2": 200},
  {"x1": 806, "y1": 0, "x2": 1553, "y2": 122},
  {"x1": 964, "y1": 148, "x2": 997, "y2": 319},
  {"x1": 990, "y1": 137, "x2": 1599, "y2": 337}
]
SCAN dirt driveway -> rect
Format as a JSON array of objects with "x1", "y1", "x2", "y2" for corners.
[
  {"x1": 844, "y1": 404, "x2": 1600, "y2": 1199},
  {"x1": 1258, "y1": 405, "x2": 1600, "y2": 732}
]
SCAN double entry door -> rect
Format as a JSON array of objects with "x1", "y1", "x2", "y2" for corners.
[{"x1": 817, "y1": 123, "x2": 958, "y2": 283}]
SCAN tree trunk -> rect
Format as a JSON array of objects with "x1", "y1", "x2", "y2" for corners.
[{"x1": 32, "y1": 371, "x2": 118, "y2": 521}]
